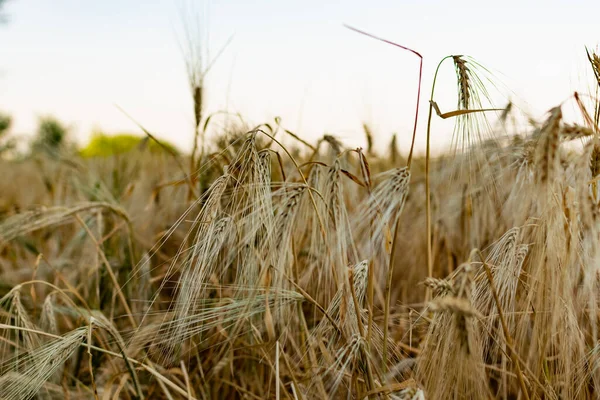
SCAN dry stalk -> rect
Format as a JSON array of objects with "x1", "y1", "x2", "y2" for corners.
[
  {"x1": 535, "y1": 106, "x2": 562, "y2": 184},
  {"x1": 477, "y1": 251, "x2": 530, "y2": 400}
]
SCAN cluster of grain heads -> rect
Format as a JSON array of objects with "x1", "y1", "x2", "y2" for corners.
[
  {"x1": 473, "y1": 228, "x2": 526, "y2": 339},
  {"x1": 140, "y1": 133, "x2": 316, "y2": 367},
  {"x1": 0, "y1": 202, "x2": 129, "y2": 244},
  {"x1": 356, "y1": 167, "x2": 410, "y2": 262},
  {"x1": 10, "y1": 82, "x2": 600, "y2": 398},
  {"x1": 125, "y1": 129, "x2": 420, "y2": 396},
  {"x1": 307, "y1": 261, "x2": 370, "y2": 397},
  {"x1": 417, "y1": 262, "x2": 490, "y2": 399},
  {"x1": 302, "y1": 156, "x2": 361, "y2": 304},
  {"x1": 311, "y1": 261, "x2": 369, "y2": 349},
  {"x1": 143, "y1": 287, "x2": 304, "y2": 360},
  {"x1": 413, "y1": 99, "x2": 600, "y2": 399},
  {"x1": 533, "y1": 106, "x2": 562, "y2": 186},
  {"x1": 470, "y1": 229, "x2": 529, "y2": 397},
  {"x1": 303, "y1": 259, "x2": 402, "y2": 398},
  {"x1": 0, "y1": 327, "x2": 86, "y2": 400},
  {"x1": 1, "y1": 286, "x2": 41, "y2": 362}
]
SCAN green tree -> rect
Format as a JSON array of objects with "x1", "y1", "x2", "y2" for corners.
[
  {"x1": 0, "y1": 111, "x2": 15, "y2": 156},
  {"x1": 0, "y1": 112, "x2": 10, "y2": 135},
  {"x1": 31, "y1": 116, "x2": 70, "y2": 156}
]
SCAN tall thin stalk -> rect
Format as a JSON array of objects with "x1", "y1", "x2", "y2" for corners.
[
  {"x1": 478, "y1": 251, "x2": 530, "y2": 400},
  {"x1": 180, "y1": 4, "x2": 233, "y2": 199},
  {"x1": 425, "y1": 56, "x2": 452, "y2": 300},
  {"x1": 343, "y1": 25, "x2": 423, "y2": 168},
  {"x1": 344, "y1": 25, "x2": 423, "y2": 373}
]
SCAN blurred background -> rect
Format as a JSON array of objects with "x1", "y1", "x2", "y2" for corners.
[{"x1": 1, "y1": 0, "x2": 599, "y2": 154}]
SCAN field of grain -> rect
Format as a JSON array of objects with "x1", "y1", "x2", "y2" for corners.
[{"x1": 1, "y1": 44, "x2": 600, "y2": 399}]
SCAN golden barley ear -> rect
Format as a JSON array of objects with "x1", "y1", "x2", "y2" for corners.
[
  {"x1": 453, "y1": 55, "x2": 471, "y2": 111},
  {"x1": 591, "y1": 140, "x2": 600, "y2": 179},
  {"x1": 363, "y1": 123, "x2": 374, "y2": 155},
  {"x1": 586, "y1": 47, "x2": 600, "y2": 126},
  {"x1": 0, "y1": 328, "x2": 87, "y2": 400},
  {"x1": 445, "y1": 55, "x2": 503, "y2": 152},
  {"x1": 534, "y1": 106, "x2": 562, "y2": 184},
  {"x1": 561, "y1": 124, "x2": 595, "y2": 141},
  {"x1": 389, "y1": 133, "x2": 399, "y2": 164},
  {"x1": 499, "y1": 101, "x2": 513, "y2": 125}
]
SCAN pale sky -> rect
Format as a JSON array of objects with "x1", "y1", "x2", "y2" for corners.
[{"x1": 1, "y1": 0, "x2": 599, "y2": 154}]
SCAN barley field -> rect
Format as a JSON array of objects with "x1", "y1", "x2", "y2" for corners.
[{"x1": 2, "y1": 32, "x2": 600, "y2": 399}]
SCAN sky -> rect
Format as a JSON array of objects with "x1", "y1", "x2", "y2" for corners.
[{"x1": 1, "y1": 0, "x2": 599, "y2": 154}]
